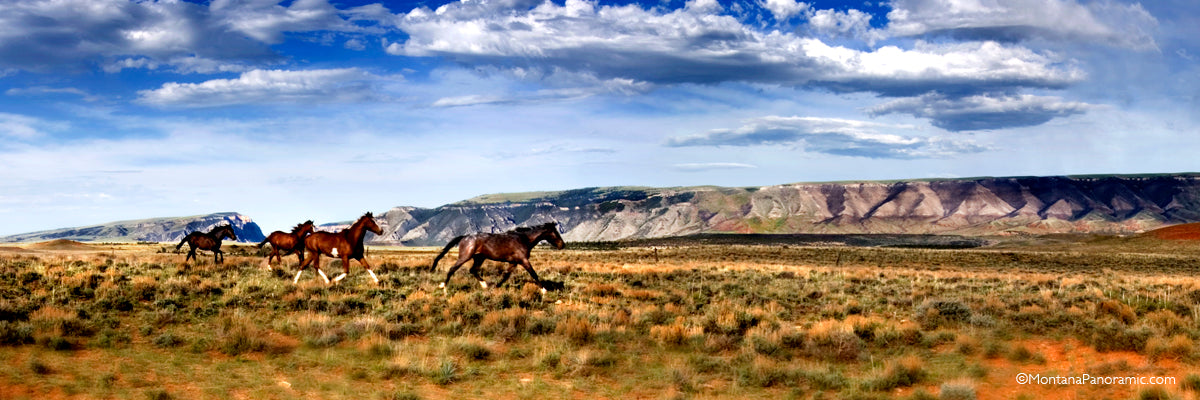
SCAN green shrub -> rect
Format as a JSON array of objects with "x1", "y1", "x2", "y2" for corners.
[
  {"x1": 915, "y1": 299, "x2": 972, "y2": 329},
  {"x1": 0, "y1": 321, "x2": 34, "y2": 346}
]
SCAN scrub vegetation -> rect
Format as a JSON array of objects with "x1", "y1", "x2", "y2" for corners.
[{"x1": 1, "y1": 234, "x2": 1198, "y2": 399}]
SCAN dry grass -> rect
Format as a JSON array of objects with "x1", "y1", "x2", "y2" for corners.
[{"x1": 0, "y1": 238, "x2": 1198, "y2": 398}]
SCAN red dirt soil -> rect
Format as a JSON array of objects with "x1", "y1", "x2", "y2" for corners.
[{"x1": 1145, "y1": 223, "x2": 1200, "y2": 240}]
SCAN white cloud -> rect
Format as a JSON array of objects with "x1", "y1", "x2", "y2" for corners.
[
  {"x1": 760, "y1": 0, "x2": 809, "y2": 21},
  {"x1": 666, "y1": 116, "x2": 989, "y2": 159},
  {"x1": 673, "y1": 162, "x2": 758, "y2": 171},
  {"x1": 431, "y1": 73, "x2": 651, "y2": 107},
  {"x1": 390, "y1": 0, "x2": 1082, "y2": 97},
  {"x1": 886, "y1": 0, "x2": 1158, "y2": 50},
  {"x1": 5, "y1": 86, "x2": 97, "y2": 101},
  {"x1": 868, "y1": 93, "x2": 1093, "y2": 131},
  {"x1": 209, "y1": 0, "x2": 356, "y2": 44},
  {"x1": 0, "y1": 113, "x2": 66, "y2": 140},
  {"x1": 0, "y1": 0, "x2": 377, "y2": 73},
  {"x1": 807, "y1": 8, "x2": 885, "y2": 44},
  {"x1": 136, "y1": 68, "x2": 394, "y2": 107}
]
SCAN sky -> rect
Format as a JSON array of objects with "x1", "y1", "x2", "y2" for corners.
[{"x1": 0, "y1": 0, "x2": 1197, "y2": 235}]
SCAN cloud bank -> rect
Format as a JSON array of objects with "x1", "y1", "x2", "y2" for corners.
[{"x1": 666, "y1": 116, "x2": 989, "y2": 159}]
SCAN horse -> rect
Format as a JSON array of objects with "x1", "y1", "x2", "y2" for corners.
[
  {"x1": 293, "y1": 212, "x2": 383, "y2": 284},
  {"x1": 175, "y1": 224, "x2": 237, "y2": 264},
  {"x1": 430, "y1": 222, "x2": 565, "y2": 294},
  {"x1": 257, "y1": 220, "x2": 315, "y2": 269}
]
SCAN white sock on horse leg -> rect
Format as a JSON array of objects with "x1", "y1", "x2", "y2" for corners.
[
  {"x1": 333, "y1": 273, "x2": 347, "y2": 282},
  {"x1": 541, "y1": 288, "x2": 547, "y2": 295},
  {"x1": 480, "y1": 281, "x2": 488, "y2": 289},
  {"x1": 293, "y1": 270, "x2": 303, "y2": 284},
  {"x1": 368, "y1": 270, "x2": 379, "y2": 283},
  {"x1": 318, "y1": 269, "x2": 330, "y2": 283}
]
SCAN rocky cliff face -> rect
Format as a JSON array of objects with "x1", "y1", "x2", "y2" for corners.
[
  {"x1": 365, "y1": 174, "x2": 1200, "y2": 245},
  {"x1": 0, "y1": 212, "x2": 266, "y2": 243}
]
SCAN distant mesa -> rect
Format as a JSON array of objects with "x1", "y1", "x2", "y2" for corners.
[
  {"x1": 27, "y1": 239, "x2": 92, "y2": 250},
  {"x1": 1143, "y1": 222, "x2": 1200, "y2": 241},
  {"x1": 0, "y1": 212, "x2": 266, "y2": 244}
]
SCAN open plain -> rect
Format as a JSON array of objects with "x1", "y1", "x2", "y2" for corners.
[{"x1": 2, "y1": 234, "x2": 1200, "y2": 400}]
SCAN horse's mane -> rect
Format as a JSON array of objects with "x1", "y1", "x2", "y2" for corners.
[
  {"x1": 348, "y1": 213, "x2": 374, "y2": 258},
  {"x1": 290, "y1": 220, "x2": 313, "y2": 234}
]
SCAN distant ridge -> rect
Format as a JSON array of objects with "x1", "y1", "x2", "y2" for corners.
[
  {"x1": 361, "y1": 173, "x2": 1200, "y2": 245},
  {"x1": 7, "y1": 174, "x2": 1200, "y2": 246},
  {"x1": 0, "y1": 212, "x2": 265, "y2": 243}
]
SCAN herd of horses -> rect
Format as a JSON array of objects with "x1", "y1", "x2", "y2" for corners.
[{"x1": 174, "y1": 214, "x2": 565, "y2": 293}]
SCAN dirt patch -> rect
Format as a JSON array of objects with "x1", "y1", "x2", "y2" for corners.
[
  {"x1": 26, "y1": 239, "x2": 94, "y2": 251},
  {"x1": 1145, "y1": 222, "x2": 1200, "y2": 240},
  {"x1": 975, "y1": 338, "x2": 1187, "y2": 400}
]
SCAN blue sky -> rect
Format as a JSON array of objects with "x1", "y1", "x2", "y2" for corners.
[{"x1": 0, "y1": 0, "x2": 1196, "y2": 235}]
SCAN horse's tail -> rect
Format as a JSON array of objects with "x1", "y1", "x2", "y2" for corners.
[
  {"x1": 175, "y1": 233, "x2": 194, "y2": 250},
  {"x1": 431, "y1": 235, "x2": 465, "y2": 272},
  {"x1": 256, "y1": 237, "x2": 270, "y2": 249}
]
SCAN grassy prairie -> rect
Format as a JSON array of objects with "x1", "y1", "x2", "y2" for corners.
[{"x1": 1, "y1": 236, "x2": 1200, "y2": 399}]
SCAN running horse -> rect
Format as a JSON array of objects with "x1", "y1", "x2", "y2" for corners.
[
  {"x1": 430, "y1": 222, "x2": 566, "y2": 294},
  {"x1": 257, "y1": 220, "x2": 315, "y2": 268},
  {"x1": 175, "y1": 224, "x2": 237, "y2": 264},
  {"x1": 294, "y1": 213, "x2": 383, "y2": 284}
]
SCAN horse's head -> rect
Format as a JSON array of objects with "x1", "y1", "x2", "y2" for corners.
[
  {"x1": 539, "y1": 222, "x2": 566, "y2": 250},
  {"x1": 359, "y1": 212, "x2": 383, "y2": 235},
  {"x1": 216, "y1": 225, "x2": 237, "y2": 241},
  {"x1": 294, "y1": 220, "x2": 315, "y2": 236}
]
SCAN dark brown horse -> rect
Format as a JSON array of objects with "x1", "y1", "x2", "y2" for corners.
[
  {"x1": 294, "y1": 213, "x2": 383, "y2": 284},
  {"x1": 431, "y1": 222, "x2": 565, "y2": 294},
  {"x1": 257, "y1": 220, "x2": 315, "y2": 269},
  {"x1": 175, "y1": 224, "x2": 237, "y2": 264}
]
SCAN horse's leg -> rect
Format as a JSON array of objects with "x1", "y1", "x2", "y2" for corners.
[
  {"x1": 518, "y1": 260, "x2": 547, "y2": 295},
  {"x1": 332, "y1": 254, "x2": 350, "y2": 283},
  {"x1": 312, "y1": 253, "x2": 330, "y2": 284},
  {"x1": 357, "y1": 257, "x2": 380, "y2": 284},
  {"x1": 214, "y1": 249, "x2": 223, "y2": 264},
  {"x1": 467, "y1": 258, "x2": 488, "y2": 289},
  {"x1": 440, "y1": 256, "x2": 473, "y2": 294},
  {"x1": 295, "y1": 252, "x2": 315, "y2": 284},
  {"x1": 495, "y1": 263, "x2": 519, "y2": 288},
  {"x1": 186, "y1": 245, "x2": 196, "y2": 262}
]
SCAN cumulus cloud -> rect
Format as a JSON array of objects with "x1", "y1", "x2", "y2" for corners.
[
  {"x1": 807, "y1": 8, "x2": 886, "y2": 44},
  {"x1": 886, "y1": 0, "x2": 1158, "y2": 50},
  {"x1": 868, "y1": 93, "x2": 1093, "y2": 131},
  {"x1": 760, "y1": 0, "x2": 809, "y2": 21},
  {"x1": 666, "y1": 116, "x2": 988, "y2": 159},
  {"x1": 389, "y1": 0, "x2": 1081, "y2": 96},
  {"x1": 137, "y1": 68, "x2": 393, "y2": 107}
]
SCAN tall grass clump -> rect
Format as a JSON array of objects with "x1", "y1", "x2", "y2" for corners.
[{"x1": 805, "y1": 319, "x2": 863, "y2": 362}]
